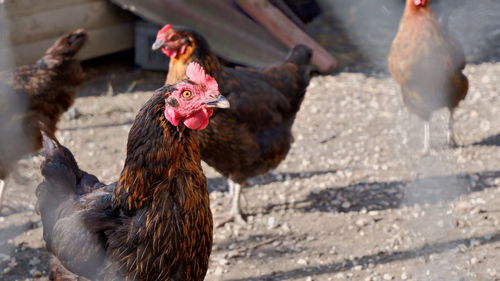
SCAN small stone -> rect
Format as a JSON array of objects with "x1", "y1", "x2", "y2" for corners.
[
  {"x1": 30, "y1": 268, "x2": 42, "y2": 278},
  {"x1": 7, "y1": 258, "x2": 17, "y2": 268},
  {"x1": 29, "y1": 257, "x2": 41, "y2": 266},
  {"x1": 356, "y1": 218, "x2": 369, "y2": 227},
  {"x1": 401, "y1": 272, "x2": 409, "y2": 280},
  {"x1": 470, "y1": 239, "x2": 481, "y2": 248},
  {"x1": 334, "y1": 273, "x2": 345, "y2": 279},
  {"x1": 63, "y1": 106, "x2": 81, "y2": 120},
  {"x1": 218, "y1": 258, "x2": 229, "y2": 266},
  {"x1": 383, "y1": 273, "x2": 393, "y2": 280},
  {"x1": 281, "y1": 223, "x2": 291, "y2": 232},
  {"x1": 214, "y1": 266, "x2": 224, "y2": 275},
  {"x1": 487, "y1": 268, "x2": 497, "y2": 276},
  {"x1": 297, "y1": 258, "x2": 308, "y2": 265},
  {"x1": 267, "y1": 216, "x2": 278, "y2": 229},
  {"x1": 329, "y1": 246, "x2": 337, "y2": 254},
  {"x1": 0, "y1": 253, "x2": 10, "y2": 263}
]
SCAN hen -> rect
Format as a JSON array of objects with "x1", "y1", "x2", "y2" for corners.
[
  {"x1": 0, "y1": 29, "x2": 87, "y2": 210},
  {"x1": 36, "y1": 62, "x2": 229, "y2": 281},
  {"x1": 388, "y1": 0, "x2": 468, "y2": 153},
  {"x1": 153, "y1": 24, "x2": 312, "y2": 225}
]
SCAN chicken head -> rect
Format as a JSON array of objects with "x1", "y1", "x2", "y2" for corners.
[
  {"x1": 156, "y1": 62, "x2": 229, "y2": 130},
  {"x1": 45, "y1": 29, "x2": 88, "y2": 57},
  {"x1": 152, "y1": 24, "x2": 190, "y2": 59}
]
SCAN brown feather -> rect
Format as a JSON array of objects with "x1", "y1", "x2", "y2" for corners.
[
  {"x1": 37, "y1": 91, "x2": 213, "y2": 281},
  {"x1": 388, "y1": 0, "x2": 468, "y2": 120},
  {"x1": 0, "y1": 29, "x2": 87, "y2": 179},
  {"x1": 164, "y1": 27, "x2": 312, "y2": 185}
]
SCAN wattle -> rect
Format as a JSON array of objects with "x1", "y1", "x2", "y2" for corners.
[
  {"x1": 162, "y1": 48, "x2": 176, "y2": 58},
  {"x1": 183, "y1": 109, "x2": 211, "y2": 130}
]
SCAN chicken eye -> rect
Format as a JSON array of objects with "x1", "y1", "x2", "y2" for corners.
[{"x1": 182, "y1": 90, "x2": 192, "y2": 99}]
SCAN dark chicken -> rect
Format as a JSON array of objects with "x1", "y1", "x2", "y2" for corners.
[
  {"x1": 0, "y1": 29, "x2": 87, "y2": 210},
  {"x1": 388, "y1": 0, "x2": 468, "y2": 153},
  {"x1": 153, "y1": 24, "x2": 312, "y2": 225},
  {"x1": 36, "y1": 62, "x2": 229, "y2": 281}
]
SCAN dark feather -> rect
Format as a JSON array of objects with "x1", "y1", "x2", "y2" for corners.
[
  {"x1": 0, "y1": 29, "x2": 87, "y2": 180},
  {"x1": 37, "y1": 92, "x2": 213, "y2": 281},
  {"x1": 166, "y1": 28, "x2": 313, "y2": 184}
]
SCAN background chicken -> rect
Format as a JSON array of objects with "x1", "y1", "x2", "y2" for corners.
[
  {"x1": 388, "y1": 0, "x2": 468, "y2": 153},
  {"x1": 0, "y1": 29, "x2": 87, "y2": 211},
  {"x1": 36, "y1": 62, "x2": 228, "y2": 281},
  {"x1": 153, "y1": 24, "x2": 313, "y2": 225}
]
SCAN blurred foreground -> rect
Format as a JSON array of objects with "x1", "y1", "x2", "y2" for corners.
[{"x1": 0, "y1": 60, "x2": 499, "y2": 280}]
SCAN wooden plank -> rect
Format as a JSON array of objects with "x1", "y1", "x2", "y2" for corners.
[
  {"x1": 0, "y1": 22, "x2": 134, "y2": 68},
  {"x1": 0, "y1": 16, "x2": 14, "y2": 71},
  {"x1": 2, "y1": 0, "x2": 101, "y2": 17},
  {"x1": 3, "y1": 1, "x2": 134, "y2": 46},
  {"x1": 77, "y1": 22, "x2": 135, "y2": 60},
  {"x1": 237, "y1": 0, "x2": 337, "y2": 73},
  {"x1": 111, "y1": 0, "x2": 288, "y2": 66}
]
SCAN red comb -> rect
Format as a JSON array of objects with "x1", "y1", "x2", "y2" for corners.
[
  {"x1": 186, "y1": 62, "x2": 218, "y2": 93},
  {"x1": 158, "y1": 24, "x2": 172, "y2": 34}
]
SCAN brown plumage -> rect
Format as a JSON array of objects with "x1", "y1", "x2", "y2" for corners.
[
  {"x1": 36, "y1": 66, "x2": 228, "y2": 280},
  {"x1": 0, "y1": 29, "x2": 87, "y2": 210},
  {"x1": 153, "y1": 25, "x2": 313, "y2": 225},
  {"x1": 388, "y1": 0, "x2": 468, "y2": 152}
]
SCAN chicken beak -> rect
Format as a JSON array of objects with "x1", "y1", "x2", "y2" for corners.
[
  {"x1": 152, "y1": 40, "x2": 164, "y2": 51},
  {"x1": 203, "y1": 95, "x2": 230, "y2": 109}
]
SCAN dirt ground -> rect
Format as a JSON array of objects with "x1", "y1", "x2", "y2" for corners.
[{"x1": 0, "y1": 59, "x2": 499, "y2": 281}]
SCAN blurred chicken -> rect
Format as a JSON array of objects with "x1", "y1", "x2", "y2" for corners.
[
  {"x1": 388, "y1": 0, "x2": 468, "y2": 153},
  {"x1": 0, "y1": 29, "x2": 87, "y2": 211},
  {"x1": 36, "y1": 62, "x2": 228, "y2": 281},
  {"x1": 153, "y1": 25, "x2": 312, "y2": 225}
]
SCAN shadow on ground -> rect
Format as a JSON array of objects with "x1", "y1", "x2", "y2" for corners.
[
  {"x1": 226, "y1": 231, "x2": 500, "y2": 281},
  {"x1": 296, "y1": 170, "x2": 500, "y2": 214},
  {"x1": 208, "y1": 170, "x2": 337, "y2": 193},
  {"x1": 473, "y1": 133, "x2": 500, "y2": 147}
]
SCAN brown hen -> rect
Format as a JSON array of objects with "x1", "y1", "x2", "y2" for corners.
[
  {"x1": 0, "y1": 29, "x2": 87, "y2": 210},
  {"x1": 388, "y1": 0, "x2": 468, "y2": 153},
  {"x1": 153, "y1": 25, "x2": 312, "y2": 225},
  {"x1": 36, "y1": 62, "x2": 228, "y2": 281}
]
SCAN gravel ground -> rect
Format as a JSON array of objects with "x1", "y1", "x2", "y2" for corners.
[{"x1": 0, "y1": 62, "x2": 499, "y2": 281}]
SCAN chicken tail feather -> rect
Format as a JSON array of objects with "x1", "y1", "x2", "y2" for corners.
[
  {"x1": 286, "y1": 44, "x2": 313, "y2": 67},
  {"x1": 287, "y1": 44, "x2": 313, "y2": 88}
]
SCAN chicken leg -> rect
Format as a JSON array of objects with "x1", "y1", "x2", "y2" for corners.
[
  {"x1": 215, "y1": 180, "x2": 246, "y2": 227},
  {"x1": 447, "y1": 109, "x2": 459, "y2": 148},
  {"x1": 422, "y1": 120, "x2": 430, "y2": 155},
  {"x1": 0, "y1": 180, "x2": 5, "y2": 213}
]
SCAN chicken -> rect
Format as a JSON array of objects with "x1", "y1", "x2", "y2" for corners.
[
  {"x1": 0, "y1": 29, "x2": 87, "y2": 211},
  {"x1": 152, "y1": 24, "x2": 312, "y2": 225},
  {"x1": 388, "y1": 0, "x2": 468, "y2": 153},
  {"x1": 36, "y1": 62, "x2": 228, "y2": 281}
]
